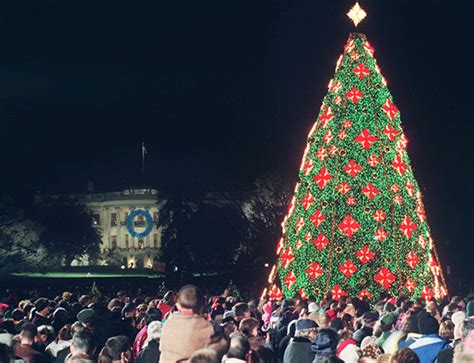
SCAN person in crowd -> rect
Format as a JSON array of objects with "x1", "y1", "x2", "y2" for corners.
[
  {"x1": 238, "y1": 317, "x2": 259, "y2": 339},
  {"x1": 0, "y1": 342, "x2": 15, "y2": 363},
  {"x1": 54, "y1": 322, "x2": 86, "y2": 363},
  {"x1": 247, "y1": 301, "x2": 262, "y2": 323},
  {"x1": 76, "y1": 310, "x2": 94, "y2": 331},
  {"x1": 65, "y1": 329, "x2": 96, "y2": 363},
  {"x1": 437, "y1": 311, "x2": 468, "y2": 363},
  {"x1": 283, "y1": 319, "x2": 317, "y2": 363},
  {"x1": 0, "y1": 320, "x2": 15, "y2": 347},
  {"x1": 136, "y1": 321, "x2": 162, "y2": 363},
  {"x1": 222, "y1": 333, "x2": 249, "y2": 363},
  {"x1": 156, "y1": 292, "x2": 175, "y2": 319},
  {"x1": 207, "y1": 325, "x2": 229, "y2": 362},
  {"x1": 442, "y1": 297, "x2": 465, "y2": 316},
  {"x1": 159, "y1": 285, "x2": 213, "y2": 362},
  {"x1": 45, "y1": 324, "x2": 72, "y2": 360},
  {"x1": 467, "y1": 301, "x2": 474, "y2": 318},
  {"x1": 11, "y1": 310, "x2": 25, "y2": 331},
  {"x1": 353, "y1": 312, "x2": 378, "y2": 346},
  {"x1": 32, "y1": 299, "x2": 51, "y2": 328},
  {"x1": 133, "y1": 308, "x2": 162, "y2": 359},
  {"x1": 359, "y1": 344, "x2": 383, "y2": 363},
  {"x1": 389, "y1": 348, "x2": 420, "y2": 363},
  {"x1": 408, "y1": 310, "x2": 450, "y2": 363},
  {"x1": 233, "y1": 303, "x2": 251, "y2": 325},
  {"x1": 315, "y1": 313, "x2": 331, "y2": 330},
  {"x1": 51, "y1": 309, "x2": 70, "y2": 336},
  {"x1": 98, "y1": 336, "x2": 131, "y2": 363},
  {"x1": 78, "y1": 297, "x2": 92, "y2": 310},
  {"x1": 4, "y1": 283, "x2": 474, "y2": 363},
  {"x1": 439, "y1": 320, "x2": 455, "y2": 342},
  {"x1": 311, "y1": 328, "x2": 340, "y2": 361},
  {"x1": 238, "y1": 316, "x2": 269, "y2": 356},
  {"x1": 261, "y1": 301, "x2": 273, "y2": 328},
  {"x1": 452, "y1": 317, "x2": 474, "y2": 362},
  {"x1": 37, "y1": 325, "x2": 56, "y2": 350},
  {"x1": 426, "y1": 301, "x2": 442, "y2": 322},
  {"x1": 221, "y1": 317, "x2": 237, "y2": 338},
  {"x1": 13, "y1": 323, "x2": 46, "y2": 363},
  {"x1": 377, "y1": 312, "x2": 396, "y2": 350},
  {"x1": 188, "y1": 348, "x2": 219, "y2": 363},
  {"x1": 336, "y1": 329, "x2": 360, "y2": 363}
]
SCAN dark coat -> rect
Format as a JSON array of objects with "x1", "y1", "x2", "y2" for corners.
[
  {"x1": 54, "y1": 347, "x2": 71, "y2": 363},
  {"x1": 283, "y1": 337, "x2": 314, "y2": 363},
  {"x1": 136, "y1": 340, "x2": 160, "y2": 363},
  {"x1": 14, "y1": 343, "x2": 48, "y2": 363},
  {"x1": 437, "y1": 348, "x2": 454, "y2": 363},
  {"x1": 353, "y1": 326, "x2": 373, "y2": 346},
  {"x1": 32, "y1": 313, "x2": 50, "y2": 328}
]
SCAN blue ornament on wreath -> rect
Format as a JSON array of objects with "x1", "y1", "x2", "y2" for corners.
[{"x1": 126, "y1": 209, "x2": 153, "y2": 238}]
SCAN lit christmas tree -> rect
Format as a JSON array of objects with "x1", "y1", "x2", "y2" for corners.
[{"x1": 263, "y1": 5, "x2": 447, "y2": 302}]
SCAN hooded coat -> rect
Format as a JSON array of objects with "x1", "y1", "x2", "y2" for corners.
[{"x1": 311, "y1": 328, "x2": 339, "y2": 362}]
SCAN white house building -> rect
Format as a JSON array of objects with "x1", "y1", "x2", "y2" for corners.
[{"x1": 34, "y1": 187, "x2": 163, "y2": 269}]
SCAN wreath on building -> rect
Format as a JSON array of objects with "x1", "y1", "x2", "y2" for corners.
[{"x1": 126, "y1": 209, "x2": 153, "y2": 238}]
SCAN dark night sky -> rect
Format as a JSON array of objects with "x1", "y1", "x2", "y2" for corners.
[{"x1": 0, "y1": 1, "x2": 473, "y2": 279}]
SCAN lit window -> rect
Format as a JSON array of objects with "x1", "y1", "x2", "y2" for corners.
[
  {"x1": 111, "y1": 213, "x2": 117, "y2": 227},
  {"x1": 111, "y1": 235, "x2": 117, "y2": 249}
]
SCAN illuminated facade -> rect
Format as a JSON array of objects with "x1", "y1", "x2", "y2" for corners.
[{"x1": 34, "y1": 188, "x2": 163, "y2": 268}]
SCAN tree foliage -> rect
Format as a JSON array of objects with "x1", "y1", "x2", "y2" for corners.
[
  {"x1": 158, "y1": 175, "x2": 292, "y2": 283},
  {"x1": 34, "y1": 202, "x2": 102, "y2": 266},
  {"x1": 0, "y1": 198, "x2": 54, "y2": 272}
]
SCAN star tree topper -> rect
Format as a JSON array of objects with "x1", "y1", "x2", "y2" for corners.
[{"x1": 347, "y1": 2, "x2": 367, "y2": 27}]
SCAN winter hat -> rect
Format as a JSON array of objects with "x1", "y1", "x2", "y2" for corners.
[
  {"x1": 262, "y1": 302, "x2": 272, "y2": 325},
  {"x1": 417, "y1": 310, "x2": 439, "y2": 335},
  {"x1": 35, "y1": 298, "x2": 49, "y2": 312},
  {"x1": 362, "y1": 311, "x2": 379, "y2": 323},
  {"x1": 296, "y1": 319, "x2": 318, "y2": 331},
  {"x1": 263, "y1": 302, "x2": 272, "y2": 314},
  {"x1": 452, "y1": 311, "x2": 466, "y2": 339},
  {"x1": 467, "y1": 301, "x2": 474, "y2": 317},
  {"x1": 308, "y1": 302, "x2": 320, "y2": 313},
  {"x1": 380, "y1": 312, "x2": 396, "y2": 327},
  {"x1": 311, "y1": 328, "x2": 339, "y2": 357},
  {"x1": 77, "y1": 308, "x2": 95, "y2": 324}
]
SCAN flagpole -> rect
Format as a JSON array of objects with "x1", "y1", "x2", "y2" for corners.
[{"x1": 142, "y1": 142, "x2": 145, "y2": 176}]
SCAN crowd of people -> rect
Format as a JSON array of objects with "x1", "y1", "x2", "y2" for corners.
[{"x1": 0, "y1": 284, "x2": 473, "y2": 363}]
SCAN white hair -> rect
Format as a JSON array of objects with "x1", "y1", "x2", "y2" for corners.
[{"x1": 143, "y1": 321, "x2": 163, "y2": 347}]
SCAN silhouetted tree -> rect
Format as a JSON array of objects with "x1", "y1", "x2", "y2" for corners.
[
  {"x1": 0, "y1": 197, "x2": 53, "y2": 272},
  {"x1": 35, "y1": 202, "x2": 102, "y2": 266}
]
